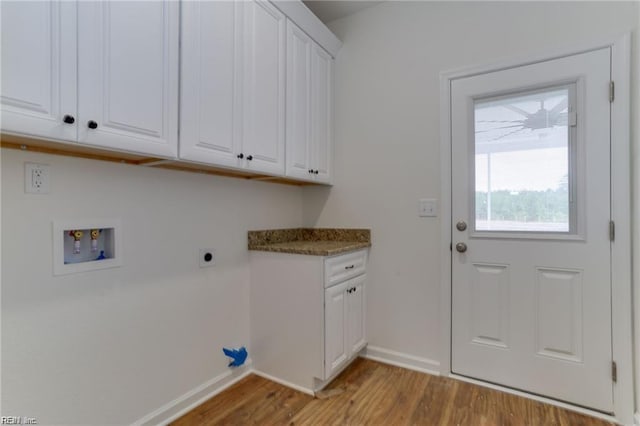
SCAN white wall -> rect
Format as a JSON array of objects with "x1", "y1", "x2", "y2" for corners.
[
  {"x1": 634, "y1": 3, "x2": 640, "y2": 422},
  {"x1": 1, "y1": 149, "x2": 303, "y2": 424},
  {"x1": 303, "y1": 0, "x2": 639, "y2": 383}
]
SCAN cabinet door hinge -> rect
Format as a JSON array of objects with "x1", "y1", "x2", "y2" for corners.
[
  {"x1": 612, "y1": 361, "x2": 617, "y2": 382},
  {"x1": 609, "y1": 220, "x2": 615, "y2": 241},
  {"x1": 609, "y1": 81, "x2": 615, "y2": 103}
]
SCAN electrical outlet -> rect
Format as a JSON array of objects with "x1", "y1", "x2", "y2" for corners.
[
  {"x1": 199, "y1": 248, "x2": 216, "y2": 268},
  {"x1": 25, "y1": 163, "x2": 50, "y2": 194}
]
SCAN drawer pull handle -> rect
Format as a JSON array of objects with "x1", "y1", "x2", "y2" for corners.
[{"x1": 345, "y1": 265, "x2": 355, "y2": 270}]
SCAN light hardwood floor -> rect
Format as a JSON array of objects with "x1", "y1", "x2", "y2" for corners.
[{"x1": 171, "y1": 358, "x2": 612, "y2": 425}]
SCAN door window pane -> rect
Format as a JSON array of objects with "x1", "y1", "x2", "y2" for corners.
[{"x1": 474, "y1": 87, "x2": 573, "y2": 232}]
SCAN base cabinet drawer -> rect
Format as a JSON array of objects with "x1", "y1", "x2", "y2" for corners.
[{"x1": 324, "y1": 249, "x2": 367, "y2": 288}]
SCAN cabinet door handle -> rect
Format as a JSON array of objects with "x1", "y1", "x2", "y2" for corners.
[
  {"x1": 345, "y1": 265, "x2": 355, "y2": 270},
  {"x1": 314, "y1": 170, "x2": 319, "y2": 174},
  {"x1": 308, "y1": 169, "x2": 313, "y2": 174},
  {"x1": 63, "y1": 114, "x2": 75, "y2": 124},
  {"x1": 87, "y1": 120, "x2": 98, "y2": 129},
  {"x1": 246, "y1": 155, "x2": 253, "y2": 161},
  {"x1": 237, "y1": 153, "x2": 244, "y2": 159}
]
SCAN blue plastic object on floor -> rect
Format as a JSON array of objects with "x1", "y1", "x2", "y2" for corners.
[{"x1": 223, "y1": 346, "x2": 247, "y2": 367}]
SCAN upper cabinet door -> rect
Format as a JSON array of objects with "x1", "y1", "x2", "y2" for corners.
[
  {"x1": 285, "y1": 21, "x2": 313, "y2": 181},
  {"x1": 0, "y1": 1, "x2": 77, "y2": 142},
  {"x1": 242, "y1": 0, "x2": 286, "y2": 175},
  {"x1": 311, "y1": 44, "x2": 333, "y2": 184},
  {"x1": 180, "y1": 1, "x2": 243, "y2": 168},
  {"x1": 77, "y1": 1, "x2": 179, "y2": 158}
]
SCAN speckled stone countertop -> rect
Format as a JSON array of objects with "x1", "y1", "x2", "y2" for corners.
[{"x1": 248, "y1": 228, "x2": 371, "y2": 256}]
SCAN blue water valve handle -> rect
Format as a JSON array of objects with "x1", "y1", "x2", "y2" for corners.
[{"x1": 222, "y1": 346, "x2": 247, "y2": 367}]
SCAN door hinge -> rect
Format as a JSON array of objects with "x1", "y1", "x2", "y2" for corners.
[
  {"x1": 609, "y1": 81, "x2": 615, "y2": 103},
  {"x1": 449, "y1": 242, "x2": 452, "y2": 252},
  {"x1": 612, "y1": 361, "x2": 617, "y2": 382},
  {"x1": 609, "y1": 220, "x2": 615, "y2": 241}
]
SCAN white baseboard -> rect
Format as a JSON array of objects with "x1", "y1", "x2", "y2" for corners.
[
  {"x1": 361, "y1": 345, "x2": 440, "y2": 376},
  {"x1": 251, "y1": 369, "x2": 315, "y2": 396},
  {"x1": 132, "y1": 361, "x2": 253, "y2": 426},
  {"x1": 634, "y1": 411, "x2": 640, "y2": 425}
]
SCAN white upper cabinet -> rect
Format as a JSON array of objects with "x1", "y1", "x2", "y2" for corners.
[
  {"x1": 241, "y1": 0, "x2": 286, "y2": 175},
  {"x1": 1, "y1": 1, "x2": 178, "y2": 158},
  {"x1": 310, "y1": 43, "x2": 333, "y2": 184},
  {"x1": 1, "y1": 1, "x2": 77, "y2": 142},
  {"x1": 78, "y1": 1, "x2": 179, "y2": 158},
  {"x1": 285, "y1": 21, "x2": 313, "y2": 180},
  {"x1": 2, "y1": 0, "x2": 338, "y2": 180},
  {"x1": 285, "y1": 20, "x2": 334, "y2": 184},
  {"x1": 180, "y1": 0, "x2": 286, "y2": 175},
  {"x1": 180, "y1": 1, "x2": 242, "y2": 168}
]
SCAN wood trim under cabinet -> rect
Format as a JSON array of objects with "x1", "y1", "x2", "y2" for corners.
[{"x1": 1, "y1": 133, "x2": 317, "y2": 186}]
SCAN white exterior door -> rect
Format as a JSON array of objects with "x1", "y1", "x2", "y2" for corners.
[
  {"x1": 77, "y1": 1, "x2": 179, "y2": 158},
  {"x1": 242, "y1": 0, "x2": 286, "y2": 175},
  {"x1": 0, "y1": 1, "x2": 77, "y2": 142},
  {"x1": 450, "y1": 49, "x2": 613, "y2": 412}
]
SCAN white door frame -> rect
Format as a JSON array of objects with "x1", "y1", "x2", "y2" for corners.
[{"x1": 439, "y1": 34, "x2": 633, "y2": 424}]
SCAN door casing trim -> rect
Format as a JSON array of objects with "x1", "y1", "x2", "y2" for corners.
[{"x1": 439, "y1": 33, "x2": 633, "y2": 424}]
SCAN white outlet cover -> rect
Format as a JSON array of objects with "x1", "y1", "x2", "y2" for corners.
[
  {"x1": 199, "y1": 248, "x2": 216, "y2": 268},
  {"x1": 25, "y1": 162, "x2": 50, "y2": 194}
]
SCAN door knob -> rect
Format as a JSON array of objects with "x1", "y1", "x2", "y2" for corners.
[
  {"x1": 87, "y1": 120, "x2": 98, "y2": 129},
  {"x1": 237, "y1": 153, "x2": 244, "y2": 159},
  {"x1": 246, "y1": 155, "x2": 253, "y2": 161},
  {"x1": 456, "y1": 221, "x2": 467, "y2": 231},
  {"x1": 63, "y1": 114, "x2": 75, "y2": 124},
  {"x1": 455, "y1": 242, "x2": 467, "y2": 253}
]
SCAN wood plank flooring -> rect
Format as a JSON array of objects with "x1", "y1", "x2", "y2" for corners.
[{"x1": 171, "y1": 358, "x2": 612, "y2": 425}]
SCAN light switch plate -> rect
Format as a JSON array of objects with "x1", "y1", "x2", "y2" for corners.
[{"x1": 419, "y1": 198, "x2": 438, "y2": 217}]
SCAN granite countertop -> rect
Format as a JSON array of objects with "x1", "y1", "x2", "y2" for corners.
[{"x1": 248, "y1": 228, "x2": 371, "y2": 256}]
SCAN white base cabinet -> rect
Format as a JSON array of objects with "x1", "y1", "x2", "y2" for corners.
[
  {"x1": 324, "y1": 274, "x2": 366, "y2": 379},
  {"x1": 250, "y1": 249, "x2": 367, "y2": 393}
]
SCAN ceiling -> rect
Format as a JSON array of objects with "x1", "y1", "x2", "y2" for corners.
[{"x1": 302, "y1": 1, "x2": 383, "y2": 24}]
